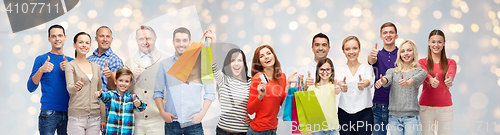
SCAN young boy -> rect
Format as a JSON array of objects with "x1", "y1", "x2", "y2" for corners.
[{"x1": 93, "y1": 68, "x2": 145, "y2": 135}]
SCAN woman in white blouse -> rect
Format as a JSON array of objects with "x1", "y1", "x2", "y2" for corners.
[{"x1": 335, "y1": 36, "x2": 375, "y2": 135}]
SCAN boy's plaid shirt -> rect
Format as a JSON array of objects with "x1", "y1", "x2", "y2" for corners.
[{"x1": 98, "y1": 90, "x2": 145, "y2": 135}]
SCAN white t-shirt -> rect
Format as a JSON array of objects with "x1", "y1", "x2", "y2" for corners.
[{"x1": 334, "y1": 63, "x2": 374, "y2": 114}]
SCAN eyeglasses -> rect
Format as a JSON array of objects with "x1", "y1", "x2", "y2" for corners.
[{"x1": 319, "y1": 68, "x2": 332, "y2": 73}]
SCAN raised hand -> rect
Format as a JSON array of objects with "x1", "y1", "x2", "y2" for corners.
[
  {"x1": 375, "y1": 74, "x2": 386, "y2": 89},
  {"x1": 40, "y1": 56, "x2": 54, "y2": 73},
  {"x1": 102, "y1": 61, "x2": 112, "y2": 78},
  {"x1": 287, "y1": 72, "x2": 299, "y2": 84},
  {"x1": 60, "y1": 55, "x2": 68, "y2": 71},
  {"x1": 368, "y1": 43, "x2": 379, "y2": 64},
  {"x1": 75, "y1": 77, "x2": 84, "y2": 91},
  {"x1": 399, "y1": 74, "x2": 409, "y2": 87},
  {"x1": 340, "y1": 77, "x2": 348, "y2": 92},
  {"x1": 305, "y1": 71, "x2": 314, "y2": 88},
  {"x1": 257, "y1": 81, "x2": 266, "y2": 101},
  {"x1": 204, "y1": 29, "x2": 216, "y2": 43},
  {"x1": 357, "y1": 74, "x2": 365, "y2": 90},
  {"x1": 133, "y1": 64, "x2": 142, "y2": 79},
  {"x1": 133, "y1": 95, "x2": 142, "y2": 107},
  {"x1": 430, "y1": 73, "x2": 439, "y2": 88},
  {"x1": 444, "y1": 72, "x2": 453, "y2": 87},
  {"x1": 93, "y1": 89, "x2": 103, "y2": 98}
]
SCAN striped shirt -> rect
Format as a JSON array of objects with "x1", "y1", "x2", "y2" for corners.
[
  {"x1": 98, "y1": 90, "x2": 145, "y2": 135},
  {"x1": 213, "y1": 64, "x2": 251, "y2": 132}
]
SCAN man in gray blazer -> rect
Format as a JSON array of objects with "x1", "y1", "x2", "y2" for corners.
[{"x1": 124, "y1": 25, "x2": 168, "y2": 135}]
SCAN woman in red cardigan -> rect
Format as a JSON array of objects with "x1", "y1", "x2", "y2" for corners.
[
  {"x1": 418, "y1": 29, "x2": 457, "y2": 135},
  {"x1": 247, "y1": 45, "x2": 295, "y2": 135}
]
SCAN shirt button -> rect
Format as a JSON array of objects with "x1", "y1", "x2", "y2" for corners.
[
  {"x1": 144, "y1": 78, "x2": 147, "y2": 81},
  {"x1": 145, "y1": 115, "x2": 148, "y2": 118},
  {"x1": 144, "y1": 90, "x2": 147, "y2": 93},
  {"x1": 145, "y1": 103, "x2": 148, "y2": 107}
]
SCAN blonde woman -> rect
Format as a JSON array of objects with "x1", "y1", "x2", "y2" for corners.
[{"x1": 375, "y1": 40, "x2": 426, "y2": 135}]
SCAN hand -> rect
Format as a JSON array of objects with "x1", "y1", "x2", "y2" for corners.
[
  {"x1": 444, "y1": 72, "x2": 453, "y2": 87},
  {"x1": 340, "y1": 77, "x2": 348, "y2": 92},
  {"x1": 40, "y1": 56, "x2": 54, "y2": 73},
  {"x1": 430, "y1": 73, "x2": 439, "y2": 88},
  {"x1": 100, "y1": 122, "x2": 105, "y2": 132},
  {"x1": 305, "y1": 71, "x2": 314, "y2": 88},
  {"x1": 369, "y1": 43, "x2": 379, "y2": 60},
  {"x1": 257, "y1": 82, "x2": 266, "y2": 101},
  {"x1": 93, "y1": 89, "x2": 103, "y2": 98},
  {"x1": 375, "y1": 75, "x2": 385, "y2": 89},
  {"x1": 287, "y1": 72, "x2": 299, "y2": 84},
  {"x1": 244, "y1": 114, "x2": 252, "y2": 125},
  {"x1": 102, "y1": 61, "x2": 112, "y2": 78},
  {"x1": 357, "y1": 74, "x2": 365, "y2": 90},
  {"x1": 160, "y1": 111, "x2": 178, "y2": 123},
  {"x1": 133, "y1": 64, "x2": 142, "y2": 79},
  {"x1": 187, "y1": 112, "x2": 205, "y2": 124},
  {"x1": 60, "y1": 55, "x2": 68, "y2": 71},
  {"x1": 204, "y1": 30, "x2": 216, "y2": 43},
  {"x1": 334, "y1": 79, "x2": 341, "y2": 95},
  {"x1": 133, "y1": 95, "x2": 142, "y2": 107},
  {"x1": 75, "y1": 77, "x2": 85, "y2": 91},
  {"x1": 399, "y1": 74, "x2": 409, "y2": 87}
]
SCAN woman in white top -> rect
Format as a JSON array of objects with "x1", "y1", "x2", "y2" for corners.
[{"x1": 335, "y1": 36, "x2": 375, "y2": 135}]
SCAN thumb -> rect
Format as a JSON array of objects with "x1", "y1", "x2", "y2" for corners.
[
  {"x1": 435, "y1": 73, "x2": 439, "y2": 80},
  {"x1": 104, "y1": 61, "x2": 108, "y2": 68},
  {"x1": 343, "y1": 76, "x2": 346, "y2": 83},
  {"x1": 46, "y1": 56, "x2": 51, "y2": 62},
  {"x1": 133, "y1": 95, "x2": 137, "y2": 100},
  {"x1": 81, "y1": 77, "x2": 84, "y2": 82},
  {"x1": 100, "y1": 89, "x2": 103, "y2": 93},
  {"x1": 379, "y1": 74, "x2": 383, "y2": 80},
  {"x1": 401, "y1": 74, "x2": 404, "y2": 80},
  {"x1": 63, "y1": 55, "x2": 68, "y2": 61},
  {"x1": 334, "y1": 79, "x2": 338, "y2": 85},
  {"x1": 374, "y1": 43, "x2": 378, "y2": 49},
  {"x1": 359, "y1": 74, "x2": 362, "y2": 81},
  {"x1": 307, "y1": 71, "x2": 311, "y2": 78},
  {"x1": 446, "y1": 72, "x2": 450, "y2": 79},
  {"x1": 138, "y1": 64, "x2": 141, "y2": 68}
]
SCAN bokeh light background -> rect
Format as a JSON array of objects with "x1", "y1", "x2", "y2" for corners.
[{"x1": 1, "y1": 0, "x2": 500, "y2": 134}]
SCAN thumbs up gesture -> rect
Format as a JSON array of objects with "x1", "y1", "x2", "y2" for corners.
[
  {"x1": 430, "y1": 73, "x2": 439, "y2": 88},
  {"x1": 444, "y1": 72, "x2": 453, "y2": 87},
  {"x1": 340, "y1": 76, "x2": 348, "y2": 93},
  {"x1": 133, "y1": 64, "x2": 143, "y2": 79},
  {"x1": 369, "y1": 43, "x2": 379, "y2": 59},
  {"x1": 305, "y1": 71, "x2": 314, "y2": 88},
  {"x1": 399, "y1": 74, "x2": 410, "y2": 87},
  {"x1": 93, "y1": 89, "x2": 103, "y2": 98},
  {"x1": 40, "y1": 56, "x2": 54, "y2": 73},
  {"x1": 75, "y1": 77, "x2": 85, "y2": 91},
  {"x1": 357, "y1": 74, "x2": 366, "y2": 90},
  {"x1": 102, "y1": 61, "x2": 112, "y2": 78},
  {"x1": 375, "y1": 74, "x2": 387, "y2": 89},
  {"x1": 60, "y1": 55, "x2": 68, "y2": 71},
  {"x1": 133, "y1": 95, "x2": 142, "y2": 107},
  {"x1": 334, "y1": 79, "x2": 341, "y2": 95}
]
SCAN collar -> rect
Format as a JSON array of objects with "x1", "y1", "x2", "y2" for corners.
[
  {"x1": 93, "y1": 48, "x2": 114, "y2": 57},
  {"x1": 381, "y1": 47, "x2": 398, "y2": 55},
  {"x1": 111, "y1": 90, "x2": 130, "y2": 96},
  {"x1": 140, "y1": 50, "x2": 154, "y2": 58}
]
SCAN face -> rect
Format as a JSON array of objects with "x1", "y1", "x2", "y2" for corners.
[
  {"x1": 173, "y1": 33, "x2": 191, "y2": 56},
  {"x1": 136, "y1": 29, "x2": 156, "y2": 54},
  {"x1": 380, "y1": 26, "x2": 398, "y2": 45},
  {"x1": 312, "y1": 37, "x2": 330, "y2": 59},
  {"x1": 74, "y1": 35, "x2": 91, "y2": 55},
  {"x1": 48, "y1": 28, "x2": 66, "y2": 49},
  {"x1": 318, "y1": 62, "x2": 332, "y2": 80},
  {"x1": 115, "y1": 74, "x2": 132, "y2": 93},
  {"x1": 343, "y1": 40, "x2": 360, "y2": 61},
  {"x1": 259, "y1": 47, "x2": 275, "y2": 69},
  {"x1": 95, "y1": 28, "x2": 113, "y2": 51},
  {"x1": 230, "y1": 52, "x2": 244, "y2": 78},
  {"x1": 400, "y1": 43, "x2": 415, "y2": 63},
  {"x1": 428, "y1": 35, "x2": 445, "y2": 55}
]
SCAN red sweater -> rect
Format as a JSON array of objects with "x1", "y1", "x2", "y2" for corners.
[
  {"x1": 418, "y1": 58, "x2": 457, "y2": 107},
  {"x1": 247, "y1": 72, "x2": 287, "y2": 131}
]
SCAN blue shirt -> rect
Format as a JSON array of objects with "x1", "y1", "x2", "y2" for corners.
[
  {"x1": 371, "y1": 47, "x2": 398, "y2": 105},
  {"x1": 153, "y1": 56, "x2": 216, "y2": 127},
  {"x1": 87, "y1": 48, "x2": 124, "y2": 92},
  {"x1": 27, "y1": 52, "x2": 74, "y2": 111},
  {"x1": 98, "y1": 90, "x2": 145, "y2": 135}
]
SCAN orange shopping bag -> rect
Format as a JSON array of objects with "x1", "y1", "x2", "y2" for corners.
[{"x1": 167, "y1": 42, "x2": 203, "y2": 83}]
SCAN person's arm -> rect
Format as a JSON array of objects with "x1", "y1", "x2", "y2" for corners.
[
  {"x1": 247, "y1": 74, "x2": 262, "y2": 114},
  {"x1": 280, "y1": 73, "x2": 288, "y2": 104},
  {"x1": 408, "y1": 69, "x2": 427, "y2": 86},
  {"x1": 212, "y1": 63, "x2": 225, "y2": 93},
  {"x1": 65, "y1": 63, "x2": 79, "y2": 95},
  {"x1": 382, "y1": 69, "x2": 395, "y2": 87},
  {"x1": 418, "y1": 58, "x2": 433, "y2": 82},
  {"x1": 97, "y1": 91, "x2": 112, "y2": 103},
  {"x1": 153, "y1": 62, "x2": 178, "y2": 123},
  {"x1": 134, "y1": 96, "x2": 146, "y2": 112},
  {"x1": 188, "y1": 99, "x2": 212, "y2": 124},
  {"x1": 444, "y1": 59, "x2": 457, "y2": 87},
  {"x1": 28, "y1": 56, "x2": 51, "y2": 92},
  {"x1": 363, "y1": 65, "x2": 375, "y2": 88},
  {"x1": 368, "y1": 43, "x2": 378, "y2": 65},
  {"x1": 106, "y1": 58, "x2": 124, "y2": 90}
]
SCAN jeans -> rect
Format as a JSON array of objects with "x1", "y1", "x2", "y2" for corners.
[
  {"x1": 388, "y1": 115, "x2": 421, "y2": 135},
  {"x1": 246, "y1": 126, "x2": 276, "y2": 135},
  {"x1": 38, "y1": 110, "x2": 68, "y2": 135},
  {"x1": 66, "y1": 116, "x2": 101, "y2": 135},
  {"x1": 164, "y1": 121, "x2": 203, "y2": 135},
  {"x1": 311, "y1": 129, "x2": 339, "y2": 135},
  {"x1": 420, "y1": 106, "x2": 453, "y2": 135},
  {"x1": 338, "y1": 108, "x2": 373, "y2": 135},
  {"x1": 372, "y1": 103, "x2": 389, "y2": 135},
  {"x1": 216, "y1": 126, "x2": 247, "y2": 135}
]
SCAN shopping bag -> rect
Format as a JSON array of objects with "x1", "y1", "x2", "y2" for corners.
[
  {"x1": 295, "y1": 90, "x2": 328, "y2": 134},
  {"x1": 200, "y1": 37, "x2": 214, "y2": 84},
  {"x1": 282, "y1": 87, "x2": 298, "y2": 121},
  {"x1": 167, "y1": 42, "x2": 203, "y2": 83},
  {"x1": 292, "y1": 96, "x2": 301, "y2": 134}
]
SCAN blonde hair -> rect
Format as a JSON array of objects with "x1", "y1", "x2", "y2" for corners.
[{"x1": 394, "y1": 40, "x2": 420, "y2": 73}]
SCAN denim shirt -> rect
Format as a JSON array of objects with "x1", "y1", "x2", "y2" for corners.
[{"x1": 153, "y1": 56, "x2": 216, "y2": 128}]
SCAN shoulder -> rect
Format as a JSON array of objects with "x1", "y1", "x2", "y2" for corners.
[
  {"x1": 418, "y1": 58, "x2": 427, "y2": 64},
  {"x1": 447, "y1": 58, "x2": 457, "y2": 65},
  {"x1": 251, "y1": 72, "x2": 263, "y2": 82},
  {"x1": 90, "y1": 62, "x2": 100, "y2": 68}
]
